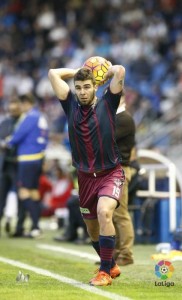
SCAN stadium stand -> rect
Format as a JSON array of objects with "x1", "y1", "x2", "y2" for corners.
[
  {"x1": 0, "y1": 1, "x2": 182, "y2": 241},
  {"x1": 0, "y1": 0, "x2": 181, "y2": 165}
]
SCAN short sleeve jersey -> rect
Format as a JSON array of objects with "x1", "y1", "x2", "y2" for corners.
[{"x1": 60, "y1": 88, "x2": 122, "y2": 172}]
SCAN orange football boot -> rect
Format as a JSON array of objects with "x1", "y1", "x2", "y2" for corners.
[
  {"x1": 110, "y1": 264, "x2": 121, "y2": 279},
  {"x1": 90, "y1": 271, "x2": 112, "y2": 286}
]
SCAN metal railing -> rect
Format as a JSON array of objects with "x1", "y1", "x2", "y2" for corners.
[{"x1": 136, "y1": 149, "x2": 182, "y2": 232}]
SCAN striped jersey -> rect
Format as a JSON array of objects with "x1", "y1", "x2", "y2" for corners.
[{"x1": 60, "y1": 87, "x2": 122, "y2": 172}]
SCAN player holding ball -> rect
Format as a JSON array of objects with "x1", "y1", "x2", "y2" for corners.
[{"x1": 48, "y1": 57, "x2": 125, "y2": 286}]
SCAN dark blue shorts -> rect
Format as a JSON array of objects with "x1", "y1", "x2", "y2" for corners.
[
  {"x1": 17, "y1": 161, "x2": 43, "y2": 189},
  {"x1": 78, "y1": 164, "x2": 125, "y2": 219}
]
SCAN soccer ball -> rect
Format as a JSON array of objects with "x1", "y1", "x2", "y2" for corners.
[{"x1": 83, "y1": 56, "x2": 111, "y2": 86}]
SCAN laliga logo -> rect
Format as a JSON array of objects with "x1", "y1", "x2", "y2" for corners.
[{"x1": 155, "y1": 260, "x2": 175, "y2": 287}]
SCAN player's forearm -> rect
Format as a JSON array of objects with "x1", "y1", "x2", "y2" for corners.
[
  {"x1": 108, "y1": 65, "x2": 125, "y2": 93},
  {"x1": 48, "y1": 68, "x2": 79, "y2": 81},
  {"x1": 108, "y1": 65, "x2": 125, "y2": 80},
  {"x1": 48, "y1": 68, "x2": 79, "y2": 100}
]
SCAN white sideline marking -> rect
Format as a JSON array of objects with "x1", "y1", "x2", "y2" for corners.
[
  {"x1": 0, "y1": 256, "x2": 131, "y2": 300},
  {"x1": 37, "y1": 243, "x2": 98, "y2": 261}
]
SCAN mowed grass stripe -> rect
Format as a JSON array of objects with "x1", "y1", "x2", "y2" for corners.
[{"x1": 0, "y1": 256, "x2": 131, "y2": 300}]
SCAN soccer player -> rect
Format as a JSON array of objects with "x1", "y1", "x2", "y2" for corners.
[
  {"x1": 95, "y1": 83, "x2": 139, "y2": 267},
  {"x1": 3, "y1": 94, "x2": 49, "y2": 238},
  {"x1": 48, "y1": 63, "x2": 125, "y2": 286}
]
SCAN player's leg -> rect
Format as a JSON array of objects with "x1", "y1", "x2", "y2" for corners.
[
  {"x1": 83, "y1": 218, "x2": 100, "y2": 258},
  {"x1": 97, "y1": 196, "x2": 116, "y2": 235},
  {"x1": 78, "y1": 167, "x2": 123, "y2": 285},
  {"x1": 86, "y1": 197, "x2": 121, "y2": 286},
  {"x1": 97, "y1": 196, "x2": 118, "y2": 272},
  {"x1": 90, "y1": 166, "x2": 125, "y2": 284}
]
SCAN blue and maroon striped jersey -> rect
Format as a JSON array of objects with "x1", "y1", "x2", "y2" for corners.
[{"x1": 60, "y1": 88, "x2": 122, "y2": 172}]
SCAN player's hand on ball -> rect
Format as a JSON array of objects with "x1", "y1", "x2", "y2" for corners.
[
  {"x1": 104, "y1": 65, "x2": 125, "y2": 81},
  {"x1": 102, "y1": 65, "x2": 114, "y2": 82},
  {"x1": 105, "y1": 60, "x2": 112, "y2": 68}
]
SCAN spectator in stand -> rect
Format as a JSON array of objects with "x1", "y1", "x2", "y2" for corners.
[
  {"x1": 1, "y1": 0, "x2": 182, "y2": 195},
  {"x1": 1, "y1": 0, "x2": 181, "y2": 112}
]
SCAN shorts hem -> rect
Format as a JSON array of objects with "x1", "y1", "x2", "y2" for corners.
[
  {"x1": 98, "y1": 195, "x2": 120, "y2": 208},
  {"x1": 82, "y1": 216, "x2": 98, "y2": 220}
]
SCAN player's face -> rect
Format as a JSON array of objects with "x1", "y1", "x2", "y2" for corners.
[{"x1": 74, "y1": 80, "x2": 97, "y2": 106}]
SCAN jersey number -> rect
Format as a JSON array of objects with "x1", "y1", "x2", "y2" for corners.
[{"x1": 112, "y1": 186, "x2": 120, "y2": 198}]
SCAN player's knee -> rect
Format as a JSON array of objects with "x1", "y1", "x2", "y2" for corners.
[{"x1": 97, "y1": 207, "x2": 111, "y2": 223}]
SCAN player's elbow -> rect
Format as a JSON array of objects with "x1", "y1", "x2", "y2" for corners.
[
  {"x1": 117, "y1": 65, "x2": 125, "y2": 79},
  {"x1": 48, "y1": 69, "x2": 55, "y2": 80}
]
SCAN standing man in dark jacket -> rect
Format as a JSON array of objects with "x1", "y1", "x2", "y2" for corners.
[
  {"x1": 113, "y1": 96, "x2": 139, "y2": 266},
  {"x1": 0, "y1": 98, "x2": 22, "y2": 235}
]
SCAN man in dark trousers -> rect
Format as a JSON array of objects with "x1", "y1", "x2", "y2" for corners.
[
  {"x1": 113, "y1": 96, "x2": 139, "y2": 266},
  {"x1": 0, "y1": 98, "x2": 22, "y2": 235}
]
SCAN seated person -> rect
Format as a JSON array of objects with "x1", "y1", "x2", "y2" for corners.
[
  {"x1": 40, "y1": 164, "x2": 73, "y2": 217},
  {"x1": 54, "y1": 169, "x2": 90, "y2": 244}
]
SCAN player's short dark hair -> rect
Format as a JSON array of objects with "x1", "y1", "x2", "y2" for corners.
[
  {"x1": 74, "y1": 68, "x2": 96, "y2": 85},
  {"x1": 19, "y1": 93, "x2": 35, "y2": 104}
]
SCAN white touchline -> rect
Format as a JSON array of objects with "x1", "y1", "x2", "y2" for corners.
[
  {"x1": 0, "y1": 256, "x2": 131, "y2": 300},
  {"x1": 37, "y1": 243, "x2": 98, "y2": 261}
]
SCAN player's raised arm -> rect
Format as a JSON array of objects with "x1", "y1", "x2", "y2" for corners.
[
  {"x1": 104, "y1": 65, "x2": 125, "y2": 95},
  {"x1": 48, "y1": 68, "x2": 79, "y2": 100}
]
